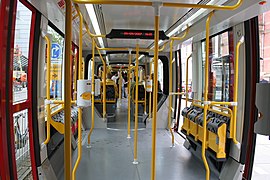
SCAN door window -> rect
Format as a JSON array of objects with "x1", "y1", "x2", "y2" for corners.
[
  {"x1": 48, "y1": 25, "x2": 64, "y2": 100},
  {"x1": 13, "y1": 1, "x2": 32, "y2": 104},
  {"x1": 12, "y1": 1, "x2": 35, "y2": 178}
]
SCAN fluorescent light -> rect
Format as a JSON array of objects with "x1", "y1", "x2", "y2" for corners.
[{"x1": 85, "y1": 4, "x2": 104, "y2": 48}]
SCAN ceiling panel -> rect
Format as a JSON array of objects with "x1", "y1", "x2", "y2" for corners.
[{"x1": 102, "y1": 0, "x2": 200, "y2": 49}]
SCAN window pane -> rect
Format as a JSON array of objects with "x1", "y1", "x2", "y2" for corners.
[
  {"x1": 13, "y1": 2, "x2": 32, "y2": 104},
  {"x1": 13, "y1": 109, "x2": 32, "y2": 179},
  {"x1": 181, "y1": 39, "x2": 193, "y2": 98},
  {"x1": 259, "y1": 13, "x2": 270, "y2": 83},
  {"x1": 48, "y1": 26, "x2": 64, "y2": 100},
  {"x1": 158, "y1": 59, "x2": 163, "y2": 91},
  {"x1": 201, "y1": 31, "x2": 233, "y2": 101}
]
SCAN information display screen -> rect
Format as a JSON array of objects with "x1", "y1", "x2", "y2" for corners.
[{"x1": 106, "y1": 29, "x2": 169, "y2": 40}]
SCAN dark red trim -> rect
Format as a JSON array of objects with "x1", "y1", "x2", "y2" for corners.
[
  {"x1": 8, "y1": 0, "x2": 38, "y2": 179},
  {"x1": 242, "y1": 17, "x2": 260, "y2": 180},
  {"x1": 8, "y1": 0, "x2": 19, "y2": 178},
  {"x1": 0, "y1": 0, "x2": 14, "y2": 179},
  {"x1": 24, "y1": 2, "x2": 38, "y2": 178}
]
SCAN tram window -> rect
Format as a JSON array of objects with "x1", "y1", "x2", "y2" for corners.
[
  {"x1": 252, "y1": 12, "x2": 270, "y2": 180},
  {"x1": 201, "y1": 30, "x2": 234, "y2": 102},
  {"x1": 158, "y1": 59, "x2": 163, "y2": 91},
  {"x1": 151, "y1": 59, "x2": 164, "y2": 92},
  {"x1": 13, "y1": 109, "x2": 31, "y2": 179},
  {"x1": 259, "y1": 13, "x2": 270, "y2": 83},
  {"x1": 12, "y1": 1, "x2": 32, "y2": 104},
  {"x1": 181, "y1": 39, "x2": 193, "y2": 99},
  {"x1": 47, "y1": 26, "x2": 64, "y2": 100},
  {"x1": 72, "y1": 44, "x2": 79, "y2": 100}
]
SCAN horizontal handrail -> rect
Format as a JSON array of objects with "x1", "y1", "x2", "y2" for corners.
[{"x1": 73, "y1": 0, "x2": 243, "y2": 11}]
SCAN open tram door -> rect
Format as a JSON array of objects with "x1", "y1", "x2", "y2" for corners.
[{"x1": 0, "y1": 0, "x2": 39, "y2": 179}]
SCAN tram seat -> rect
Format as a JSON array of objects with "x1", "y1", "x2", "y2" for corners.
[
  {"x1": 181, "y1": 105, "x2": 231, "y2": 159},
  {"x1": 105, "y1": 80, "x2": 118, "y2": 103},
  {"x1": 50, "y1": 106, "x2": 78, "y2": 134},
  {"x1": 187, "y1": 108, "x2": 203, "y2": 122},
  {"x1": 132, "y1": 84, "x2": 146, "y2": 102},
  {"x1": 181, "y1": 106, "x2": 194, "y2": 117}
]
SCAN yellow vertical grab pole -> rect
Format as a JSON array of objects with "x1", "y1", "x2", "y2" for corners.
[
  {"x1": 103, "y1": 62, "x2": 107, "y2": 119},
  {"x1": 73, "y1": 50, "x2": 78, "y2": 101},
  {"x1": 72, "y1": 5, "x2": 83, "y2": 179},
  {"x1": 119, "y1": 69, "x2": 122, "y2": 100},
  {"x1": 95, "y1": 48, "x2": 107, "y2": 119},
  {"x1": 87, "y1": 38, "x2": 96, "y2": 146},
  {"x1": 202, "y1": 12, "x2": 214, "y2": 180},
  {"x1": 149, "y1": 61, "x2": 152, "y2": 119},
  {"x1": 133, "y1": 43, "x2": 139, "y2": 164},
  {"x1": 64, "y1": 0, "x2": 72, "y2": 179},
  {"x1": 168, "y1": 40, "x2": 175, "y2": 147},
  {"x1": 185, "y1": 54, "x2": 192, "y2": 107},
  {"x1": 151, "y1": 3, "x2": 161, "y2": 180},
  {"x1": 232, "y1": 37, "x2": 244, "y2": 144},
  {"x1": 43, "y1": 35, "x2": 51, "y2": 145},
  {"x1": 144, "y1": 64, "x2": 147, "y2": 114},
  {"x1": 127, "y1": 49, "x2": 132, "y2": 138}
]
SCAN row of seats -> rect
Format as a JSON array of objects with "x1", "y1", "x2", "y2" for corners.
[{"x1": 181, "y1": 105, "x2": 231, "y2": 159}]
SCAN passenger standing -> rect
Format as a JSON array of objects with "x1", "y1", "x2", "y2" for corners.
[{"x1": 111, "y1": 72, "x2": 119, "y2": 84}]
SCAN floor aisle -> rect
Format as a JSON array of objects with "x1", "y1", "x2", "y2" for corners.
[
  {"x1": 72, "y1": 129, "x2": 218, "y2": 180},
  {"x1": 69, "y1": 98, "x2": 218, "y2": 180}
]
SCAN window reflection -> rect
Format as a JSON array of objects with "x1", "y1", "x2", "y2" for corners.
[
  {"x1": 12, "y1": 2, "x2": 32, "y2": 103},
  {"x1": 201, "y1": 31, "x2": 234, "y2": 101},
  {"x1": 48, "y1": 26, "x2": 64, "y2": 100}
]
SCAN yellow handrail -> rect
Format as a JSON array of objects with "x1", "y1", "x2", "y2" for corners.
[
  {"x1": 133, "y1": 43, "x2": 139, "y2": 164},
  {"x1": 171, "y1": 26, "x2": 190, "y2": 41},
  {"x1": 48, "y1": 100, "x2": 76, "y2": 104},
  {"x1": 73, "y1": 48, "x2": 78, "y2": 101},
  {"x1": 95, "y1": 47, "x2": 107, "y2": 119},
  {"x1": 87, "y1": 38, "x2": 96, "y2": 146},
  {"x1": 149, "y1": 61, "x2": 152, "y2": 119},
  {"x1": 168, "y1": 26, "x2": 189, "y2": 147},
  {"x1": 202, "y1": 12, "x2": 214, "y2": 180},
  {"x1": 43, "y1": 34, "x2": 51, "y2": 145},
  {"x1": 151, "y1": 5, "x2": 160, "y2": 180},
  {"x1": 168, "y1": 40, "x2": 175, "y2": 147},
  {"x1": 209, "y1": 105, "x2": 233, "y2": 118},
  {"x1": 170, "y1": 92, "x2": 185, "y2": 96},
  {"x1": 64, "y1": 0, "x2": 72, "y2": 179},
  {"x1": 73, "y1": 0, "x2": 243, "y2": 10},
  {"x1": 119, "y1": 69, "x2": 122, "y2": 100},
  {"x1": 232, "y1": 36, "x2": 244, "y2": 144},
  {"x1": 185, "y1": 54, "x2": 192, "y2": 107},
  {"x1": 50, "y1": 106, "x2": 65, "y2": 117},
  {"x1": 144, "y1": 67, "x2": 147, "y2": 114},
  {"x1": 72, "y1": 4, "x2": 83, "y2": 179},
  {"x1": 127, "y1": 50, "x2": 132, "y2": 138}
]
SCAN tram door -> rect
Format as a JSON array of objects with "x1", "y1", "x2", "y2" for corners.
[
  {"x1": 0, "y1": 0, "x2": 14, "y2": 178},
  {"x1": 8, "y1": 0, "x2": 37, "y2": 179}
]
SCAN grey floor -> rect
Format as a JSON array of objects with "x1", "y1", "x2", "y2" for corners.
[
  {"x1": 252, "y1": 135, "x2": 270, "y2": 180},
  {"x1": 71, "y1": 98, "x2": 219, "y2": 180},
  {"x1": 107, "y1": 98, "x2": 146, "y2": 130}
]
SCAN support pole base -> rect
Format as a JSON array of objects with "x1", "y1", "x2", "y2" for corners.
[
  {"x1": 170, "y1": 144, "x2": 175, "y2": 148},
  {"x1": 86, "y1": 144, "x2": 92, "y2": 149},
  {"x1": 132, "y1": 160, "x2": 139, "y2": 165},
  {"x1": 127, "y1": 135, "x2": 131, "y2": 139}
]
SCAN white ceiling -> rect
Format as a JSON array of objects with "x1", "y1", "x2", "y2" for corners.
[{"x1": 101, "y1": 0, "x2": 200, "y2": 50}]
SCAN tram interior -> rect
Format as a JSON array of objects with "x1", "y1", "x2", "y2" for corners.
[{"x1": 2, "y1": 0, "x2": 270, "y2": 180}]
